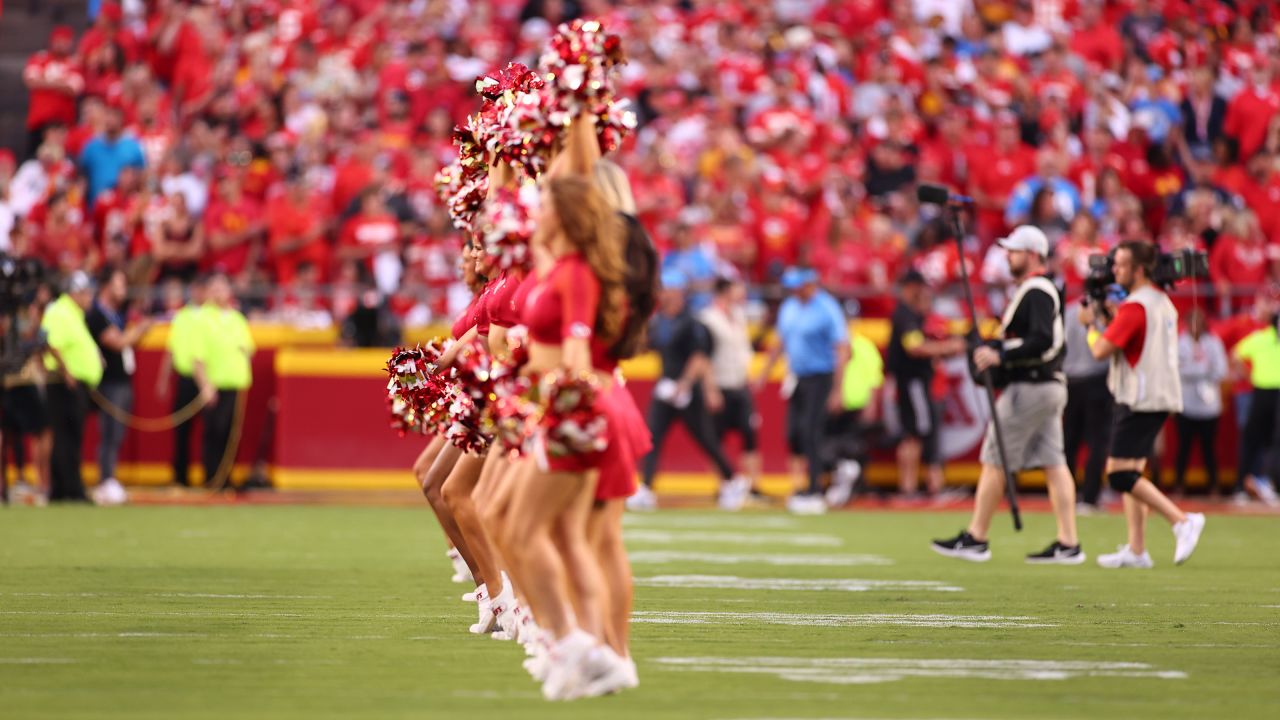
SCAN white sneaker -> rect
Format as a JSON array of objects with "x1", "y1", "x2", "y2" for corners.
[
  {"x1": 579, "y1": 645, "x2": 634, "y2": 697},
  {"x1": 541, "y1": 630, "x2": 597, "y2": 701},
  {"x1": 622, "y1": 656, "x2": 639, "y2": 689},
  {"x1": 718, "y1": 475, "x2": 750, "y2": 511},
  {"x1": 469, "y1": 583, "x2": 495, "y2": 634},
  {"x1": 93, "y1": 478, "x2": 128, "y2": 506},
  {"x1": 490, "y1": 578, "x2": 518, "y2": 641},
  {"x1": 825, "y1": 460, "x2": 861, "y2": 508},
  {"x1": 1231, "y1": 491, "x2": 1252, "y2": 507},
  {"x1": 1097, "y1": 544, "x2": 1154, "y2": 569},
  {"x1": 786, "y1": 493, "x2": 826, "y2": 515},
  {"x1": 626, "y1": 484, "x2": 658, "y2": 512},
  {"x1": 447, "y1": 548, "x2": 473, "y2": 583},
  {"x1": 1254, "y1": 478, "x2": 1280, "y2": 508},
  {"x1": 1173, "y1": 513, "x2": 1206, "y2": 565},
  {"x1": 461, "y1": 589, "x2": 478, "y2": 603}
]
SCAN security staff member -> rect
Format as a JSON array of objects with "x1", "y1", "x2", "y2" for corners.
[
  {"x1": 932, "y1": 226, "x2": 1081, "y2": 564},
  {"x1": 42, "y1": 271, "x2": 103, "y2": 502},
  {"x1": 1081, "y1": 241, "x2": 1206, "y2": 569},
  {"x1": 193, "y1": 273, "x2": 254, "y2": 488},
  {"x1": 156, "y1": 275, "x2": 207, "y2": 487},
  {"x1": 1232, "y1": 307, "x2": 1280, "y2": 504},
  {"x1": 632, "y1": 270, "x2": 742, "y2": 512}
]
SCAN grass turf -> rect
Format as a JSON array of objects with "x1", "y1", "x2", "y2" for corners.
[{"x1": 0, "y1": 504, "x2": 1276, "y2": 720}]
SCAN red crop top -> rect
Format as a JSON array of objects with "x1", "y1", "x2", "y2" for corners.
[
  {"x1": 487, "y1": 270, "x2": 527, "y2": 329},
  {"x1": 451, "y1": 294, "x2": 483, "y2": 340},
  {"x1": 522, "y1": 254, "x2": 618, "y2": 371},
  {"x1": 473, "y1": 276, "x2": 504, "y2": 337}
]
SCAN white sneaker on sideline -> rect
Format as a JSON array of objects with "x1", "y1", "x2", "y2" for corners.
[
  {"x1": 1097, "y1": 544, "x2": 1154, "y2": 569},
  {"x1": 541, "y1": 630, "x2": 597, "y2": 701},
  {"x1": 626, "y1": 484, "x2": 658, "y2": 512},
  {"x1": 93, "y1": 478, "x2": 128, "y2": 506},
  {"x1": 825, "y1": 460, "x2": 861, "y2": 508},
  {"x1": 718, "y1": 475, "x2": 751, "y2": 511},
  {"x1": 447, "y1": 548, "x2": 473, "y2": 584},
  {"x1": 579, "y1": 645, "x2": 634, "y2": 697},
  {"x1": 1253, "y1": 478, "x2": 1280, "y2": 508},
  {"x1": 622, "y1": 656, "x2": 639, "y2": 689},
  {"x1": 1173, "y1": 513, "x2": 1206, "y2": 565}
]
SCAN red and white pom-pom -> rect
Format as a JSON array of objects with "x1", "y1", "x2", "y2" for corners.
[
  {"x1": 538, "y1": 19, "x2": 626, "y2": 116},
  {"x1": 479, "y1": 183, "x2": 538, "y2": 272},
  {"x1": 384, "y1": 340, "x2": 448, "y2": 436},
  {"x1": 594, "y1": 96, "x2": 637, "y2": 153},
  {"x1": 539, "y1": 371, "x2": 609, "y2": 457},
  {"x1": 476, "y1": 62, "x2": 545, "y2": 103},
  {"x1": 488, "y1": 373, "x2": 536, "y2": 456},
  {"x1": 446, "y1": 175, "x2": 490, "y2": 232},
  {"x1": 434, "y1": 159, "x2": 465, "y2": 204}
]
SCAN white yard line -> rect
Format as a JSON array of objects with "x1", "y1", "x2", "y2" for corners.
[
  {"x1": 633, "y1": 611, "x2": 1055, "y2": 628},
  {"x1": 623, "y1": 515, "x2": 799, "y2": 529},
  {"x1": 2, "y1": 592, "x2": 331, "y2": 600},
  {"x1": 629, "y1": 551, "x2": 893, "y2": 567},
  {"x1": 0, "y1": 658, "x2": 78, "y2": 664},
  {"x1": 654, "y1": 656, "x2": 1186, "y2": 684},
  {"x1": 625, "y1": 530, "x2": 842, "y2": 547},
  {"x1": 633, "y1": 575, "x2": 963, "y2": 593}
]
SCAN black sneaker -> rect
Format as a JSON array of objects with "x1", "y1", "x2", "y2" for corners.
[
  {"x1": 1025, "y1": 541, "x2": 1086, "y2": 565},
  {"x1": 930, "y1": 531, "x2": 991, "y2": 562}
]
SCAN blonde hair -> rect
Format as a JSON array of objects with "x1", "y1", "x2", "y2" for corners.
[{"x1": 592, "y1": 159, "x2": 637, "y2": 215}]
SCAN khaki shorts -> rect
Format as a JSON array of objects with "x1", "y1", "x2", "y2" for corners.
[{"x1": 980, "y1": 381, "x2": 1067, "y2": 471}]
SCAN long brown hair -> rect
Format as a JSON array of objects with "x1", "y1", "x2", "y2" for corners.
[{"x1": 546, "y1": 175, "x2": 626, "y2": 346}]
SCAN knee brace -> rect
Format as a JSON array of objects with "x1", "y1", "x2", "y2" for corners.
[{"x1": 1107, "y1": 470, "x2": 1141, "y2": 493}]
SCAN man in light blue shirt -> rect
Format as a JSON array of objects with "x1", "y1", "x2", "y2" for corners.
[
  {"x1": 79, "y1": 105, "x2": 145, "y2": 206},
  {"x1": 758, "y1": 267, "x2": 849, "y2": 513},
  {"x1": 1004, "y1": 151, "x2": 1082, "y2": 228},
  {"x1": 661, "y1": 217, "x2": 718, "y2": 311}
]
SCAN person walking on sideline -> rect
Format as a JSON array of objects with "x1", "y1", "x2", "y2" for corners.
[
  {"x1": 699, "y1": 277, "x2": 762, "y2": 500},
  {"x1": 758, "y1": 268, "x2": 849, "y2": 515}
]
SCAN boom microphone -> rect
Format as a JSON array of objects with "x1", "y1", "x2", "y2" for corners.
[{"x1": 916, "y1": 183, "x2": 974, "y2": 206}]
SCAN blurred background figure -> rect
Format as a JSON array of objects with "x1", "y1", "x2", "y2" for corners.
[
  {"x1": 1231, "y1": 300, "x2": 1280, "y2": 507},
  {"x1": 1175, "y1": 309, "x2": 1227, "y2": 497},
  {"x1": 156, "y1": 275, "x2": 207, "y2": 487},
  {"x1": 1063, "y1": 300, "x2": 1114, "y2": 513},
  {"x1": 1, "y1": 284, "x2": 54, "y2": 504},
  {"x1": 41, "y1": 271, "x2": 102, "y2": 502},
  {"x1": 632, "y1": 270, "x2": 745, "y2": 512},
  {"x1": 698, "y1": 276, "x2": 761, "y2": 499},
  {"x1": 193, "y1": 273, "x2": 254, "y2": 490},
  {"x1": 887, "y1": 271, "x2": 963, "y2": 499},
  {"x1": 759, "y1": 267, "x2": 848, "y2": 515},
  {"x1": 825, "y1": 321, "x2": 885, "y2": 509},
  {"x1": 86, "y1": 265, "x2": 152, "y2": 505}
]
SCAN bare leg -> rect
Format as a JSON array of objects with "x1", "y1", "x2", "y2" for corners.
[
  {"x1": 788, "y1": 456, "x2": 806, "y2": 494},
  {"x1": 1130, "y1": 479, "x2": 1187, "y2": 525},
  {"x1": 442, "y1": 452, "x2": 503, "y2": 594},
  {"x1": 505, "y1": 469, "x2": 594, "y2": 639},
  {"x1": 898, "y1": 438, "x2": 921, "y2": 494},
  {"x1": 926, "y1": 464, "x2": 945, "y2": 495},
  {"x1": 422, "y1": 441, "x2": 475, "y2": 573},
  {"x1": 1124, "y1": 493, "x2": 1149, "y2": 555},
  {"x1": 552, "y1": 477, "x2": 606, "y2": 640},
  {"x1": 1044, "y1": 464, "x2": 1079, "y2": 546},
  {"x1": 588, "y1": 498, "x2": 631, "y2": 656},
  {"x1": 741, "y1": 451, "x2": 762, "y2": 489},
  {"x1": 965, "y1": 463, "x2": 1005, "y2": 542},
  {"x1": 33, "y1": 430, "x2": 52, "y2": 496}
]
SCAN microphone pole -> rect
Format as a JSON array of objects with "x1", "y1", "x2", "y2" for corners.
[{"x1": 935, "y1": 196, "x2": 1023, "y2": 532}]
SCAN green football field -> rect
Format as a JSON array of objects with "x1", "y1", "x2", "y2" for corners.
[{"x1": 1, "y1": 503, "x2": 1277, "y2": 720}]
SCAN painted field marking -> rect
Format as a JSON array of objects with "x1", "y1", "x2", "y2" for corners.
[
  {"x1": 633, "y1": 611, "x2": 1055, "y2": 628},
  {"x1": 623, "y1": 515, "x2": 799, "y2": 529},
  {"x1": 0, "y1": 658, "x2": 78, "y2": 665},
  {"x1": 625, "y1": 530, "x2": 842, "y2": 547},
  {"x1": 629, "y1": 551, "x2": 892, "y2": 567},
  {"x1": 2, "y1": 592, "x2": 331, "y2": 600},
  {"x1": 653, "y1": 656, "x2": 1187, "y2": 684},
  {"x1": 634, "y1": 575, "x2": 963, "y2": 593}
]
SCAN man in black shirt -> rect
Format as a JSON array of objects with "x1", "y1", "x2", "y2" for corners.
[
  {"x1": 887, "y1": 270, "x2": 964, "y2": 497},
  {"x1": 630, "y1": 271, "x2": 743, "y2": 511},
  {"x1": 932, "y1": 226, "x2": 1082, "y2": 564},
  {"x1": 85, "y1": 266, "x2": 151, "y2": 505}
]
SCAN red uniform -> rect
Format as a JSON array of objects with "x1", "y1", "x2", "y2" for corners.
[{"x1": 523, "y1": 255, "x2": 649, "y2": 500}]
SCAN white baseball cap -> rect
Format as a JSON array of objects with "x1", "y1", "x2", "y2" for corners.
[{"x1": 998, "y1": 225, "x2": 1050, "y2": 257}]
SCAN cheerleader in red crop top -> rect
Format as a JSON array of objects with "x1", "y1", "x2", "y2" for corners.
[{"x1": 413, "y1": 238, "x2": 490, "y2": 590}]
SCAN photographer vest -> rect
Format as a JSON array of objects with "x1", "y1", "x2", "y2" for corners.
[
  {"x1": 998, "y1": 274, "x2": 1065, "y2": 383},
  {"x1": 1107, "y1": 285, "x2": 1183, "y2": 413}
]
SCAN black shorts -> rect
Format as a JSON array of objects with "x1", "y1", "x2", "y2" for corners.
[
  {"x1": 714, "y1": 387, "x2": 758, "y2": 452},
  {"x1": 1108, "y1": 405, "x2": 1168, "y2": 460},
  {"x1": 895, "y1": 377, "x2": 940, "y2": 464},
  {"x1": 2, "y1": 385, "x2": 50, "y2": 435}
]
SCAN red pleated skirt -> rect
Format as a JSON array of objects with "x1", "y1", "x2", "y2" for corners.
[{"x1": 539, "y1": 382, "x2": 650, "y2": 501}]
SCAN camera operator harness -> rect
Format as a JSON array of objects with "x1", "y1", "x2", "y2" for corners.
[{"x1": 992, "y1": 274, "x2": 1066, "y2": 386}]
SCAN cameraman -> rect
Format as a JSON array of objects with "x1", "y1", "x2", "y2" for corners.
[
  {"x1": 1080, "y1": 241, "x2": 1206, "y2": 569},
  {"x1": 931, "y1": 227, "x2": 1081, "y2": 564}
]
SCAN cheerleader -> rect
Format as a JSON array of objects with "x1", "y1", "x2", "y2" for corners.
[{"x1": 412, "y1": 240, "x2": 489, "y2": 585}]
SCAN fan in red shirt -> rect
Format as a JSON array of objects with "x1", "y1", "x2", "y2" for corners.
[
  {"x1": 1070, "y1": 1, "x2": 1124, "y2": 71},
  {"x1": 338, "y1": 191, "x2": 402, "y2": 289},
  {"x1": 1210, "y1": 211, "x2": 1276, "y2": 311},
  {"x1": 24, "y1": 26, "x2": 83, "y2": 146},
  {"x1": 91, "y1": 165, "x2": 143, "y2": 266},
  {"x1": 1224, "y1": 65, "x2": 1280, "y2": 161},
  {"x1": 749, "y1": 176, "x2": 806, "y2": 283},
  {"x1": 967, "y1": 113, "x2": 1035, "y2": 242},
  {"x1": 331, "y1": 134, "x2": 378, "y2": 215},
  {"x1": 203, "y1": 172, "x2": 264, "y2": 277},
  {"x1": 267, "y1": 171, "x2": 332, "y2": 286},
  {"x1": 27, "y1": 188, "x2": 95, "y2": 273},
  {"x1": 78, "y1": 3, "x2": 140, "y2": 64}
]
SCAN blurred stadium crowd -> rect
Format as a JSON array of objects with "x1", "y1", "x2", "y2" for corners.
[{"x1": 3, "y1": 0, "x2": 1280, "y2": 332}]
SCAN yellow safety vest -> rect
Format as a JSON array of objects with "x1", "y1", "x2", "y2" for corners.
[
  {"x1": 842, "y1": 333, "x2": 885, "y2": 411},
  {"x1": 1235, "y1": 326, "x2": 1280, "y2": 390},
  {"x1": 41, "y1": 294, "x2": 103, "y2": 387},
  {"x1": 196, "y1": 303, "x2": 254, "y2": 390},
  {"x1": 167, "y1": 304, "x2": 207, "y2": 377}
]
